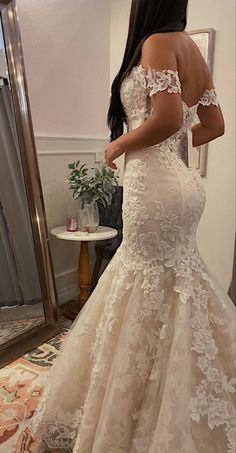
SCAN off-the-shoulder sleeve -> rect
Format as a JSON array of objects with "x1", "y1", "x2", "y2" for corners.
[
  {"x1": 144, "y1": 67, "x2": 182, "y2": 97},
  {"x1": 199, "y1": 88, "x2": 219, "y2": 107}
]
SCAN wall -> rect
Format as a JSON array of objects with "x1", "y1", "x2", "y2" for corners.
[
  {"x1": 110, "y1": 0, "x2": 235, "y2": 291},
  {"x1": 17, "y1": 0, "x2": 111, "y2": 138}
]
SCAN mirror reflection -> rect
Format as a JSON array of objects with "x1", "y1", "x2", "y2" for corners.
[{"x1": 0, "y1": 15, "x2": 45, "y2": 346}]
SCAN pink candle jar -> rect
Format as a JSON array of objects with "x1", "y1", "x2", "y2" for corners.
[{"x1": 67, "y1": 216, "x2": 79, "y2": 232}]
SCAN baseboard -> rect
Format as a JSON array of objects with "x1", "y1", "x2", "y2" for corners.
[{"x1": 55, "y1": 253, "x2": 96, "y2": 305}]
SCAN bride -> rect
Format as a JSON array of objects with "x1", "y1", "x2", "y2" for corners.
[{"x1": 31, "y1": 0, "x2": 236, "y2": 452}]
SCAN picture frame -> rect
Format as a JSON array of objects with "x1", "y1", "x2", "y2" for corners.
[{"x1": 187, "y1": 28, "x2": 216, "y2": 177}]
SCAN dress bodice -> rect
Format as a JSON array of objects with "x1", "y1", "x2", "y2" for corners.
[{"x1": 120, "y1": 64, "x2": 219, "y2": 165}]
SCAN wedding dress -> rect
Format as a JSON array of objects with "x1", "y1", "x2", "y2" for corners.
[{"x1": 31, "y1": 65, "x2": 236, "y2": 453}]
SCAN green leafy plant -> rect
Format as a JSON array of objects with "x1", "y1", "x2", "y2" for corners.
[{"x1": 66, "y1": 160, "x2": 119, "y2": 207}]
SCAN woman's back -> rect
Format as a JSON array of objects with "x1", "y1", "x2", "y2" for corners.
[
  {"x1": 138, "y1": 31, "x2": 224, "y2": 150},
  {"x1": 173, "y1": 32, "x2": 211, "y2": 106},
  {"x1": 142, "y1": 31, "x2": 211, "y2": 107}
]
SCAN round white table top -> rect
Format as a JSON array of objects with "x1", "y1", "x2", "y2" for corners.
[{"x1": 51, "y1": 225, "x2": 118, "y2": 242}]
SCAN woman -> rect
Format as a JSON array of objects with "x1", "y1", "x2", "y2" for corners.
[{"x1": 31, "y1": 1, "x2": 236, "y2": 452}]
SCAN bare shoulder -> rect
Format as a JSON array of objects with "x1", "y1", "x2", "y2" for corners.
[
  {"x1": 142, "y1": 32, "x2": 175, "y2": 52},
  {"x1": 141, "y1": 33, "x2": 177, "y2": 68}
]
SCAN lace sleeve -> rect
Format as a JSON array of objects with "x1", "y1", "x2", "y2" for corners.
[
  {"x1": 144, "y1": 67, "x2": 182, "y2": 97},
  {"x1": 199, "y1": 88, "x2": 219, "y2": 107}
]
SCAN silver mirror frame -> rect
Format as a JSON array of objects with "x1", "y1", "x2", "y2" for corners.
[{"x1": 0, "y1": 0, "x2": 60, "y2": 368}]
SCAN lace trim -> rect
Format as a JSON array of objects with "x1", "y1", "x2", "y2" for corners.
[
  {"x1": 136, "y1": 66, "x2": 182, "y2": 97},
  {"x1": 199, "y1": 88, "x2": 219, "y2": 106}
]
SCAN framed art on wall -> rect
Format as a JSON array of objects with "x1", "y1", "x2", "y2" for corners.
[{"x1": 188, "y1": 28, "x2": 216, "y2": 176}]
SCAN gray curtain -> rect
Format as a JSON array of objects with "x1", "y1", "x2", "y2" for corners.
[
  {"x1": 0, "y1": 84, "x2": 42, "y2": 307},
  {"x1": 228, "y1": 233, "x2": 236, "y2": 305}
]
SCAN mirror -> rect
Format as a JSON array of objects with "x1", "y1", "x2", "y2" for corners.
[
  {"x1": 0, "y1": 18, "x2": 45, "y2": 343},
  {"x1": 0, "y1": 0, "x2": 60, "y2": 367}
]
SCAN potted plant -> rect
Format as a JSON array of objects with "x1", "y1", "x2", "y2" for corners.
[{"x1": 66, "y1": 160, "x2": 119, "y2": 233}]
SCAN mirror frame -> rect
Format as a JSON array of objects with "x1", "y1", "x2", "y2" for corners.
[{"x1": 0, "y1": 0, "x2": 61, "y2": 368}]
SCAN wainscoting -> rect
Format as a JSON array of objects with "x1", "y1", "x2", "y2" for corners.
[{"x1": 35, "y1": 136, "x2": 109, "y2": 305}]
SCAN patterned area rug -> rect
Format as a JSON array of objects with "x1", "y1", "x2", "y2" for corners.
[{"x1": 0, "y1": 327, "x2": 69, "y2": 453}]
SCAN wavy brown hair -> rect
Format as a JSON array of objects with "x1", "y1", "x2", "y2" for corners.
[{"x1": 107, "y1": 0, "x2": 188, "y2": 141}]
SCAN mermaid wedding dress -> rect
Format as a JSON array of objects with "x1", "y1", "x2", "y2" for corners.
[{"x1": 31, "y1": 65, "x2": 236, "y2": 453}]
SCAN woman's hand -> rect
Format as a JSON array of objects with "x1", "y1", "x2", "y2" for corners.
[{"x1": 105, "y1": 139, "x2": 125, "y2": 170}]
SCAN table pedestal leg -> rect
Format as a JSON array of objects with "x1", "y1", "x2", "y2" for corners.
[
  {"x1": 62, "y1": 241, "x2": 90, "y2": 320},
  {"x1": 78, "y1": 241, "x2": 90, "y2": 306}
]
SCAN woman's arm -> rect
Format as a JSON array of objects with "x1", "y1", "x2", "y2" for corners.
[
  {"x1": 192, "y1": 104, "x2": 225, "y2": 147},
  {"x1": 114, "y1": 105, "x2": 182, "y2": 151},
  {"x1": 191, "y1": 65, "x2": 225, "y2": 147}
]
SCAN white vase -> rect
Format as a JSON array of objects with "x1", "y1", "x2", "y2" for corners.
[{"x1": 79, "y1": 201, "x2": 99, "y2": 233}]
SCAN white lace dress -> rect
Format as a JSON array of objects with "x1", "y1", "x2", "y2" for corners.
[{"x1": 30, "y1": 65, "x2": 236, "y2": 453}]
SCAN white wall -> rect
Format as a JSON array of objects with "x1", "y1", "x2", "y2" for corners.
[
  {"x1": 17, "y1": 0, "x2": 111, "y2": 138},
  {"x1": 110, "y1": 0, "x2": 235, "y2": 290}
]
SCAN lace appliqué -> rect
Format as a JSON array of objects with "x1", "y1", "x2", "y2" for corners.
[
  {"x1": 30, "y1": 375, "x2": 84, "y2": 451},
  {"x1": 199, "y1": 88, "x2": 219, "y2": 106},
  {"x1": 189, "y1": 283, "x2": 236, "y2": 453},
  {"x1": 142, "y1": 66, "x2": 182, "y2": 96}
]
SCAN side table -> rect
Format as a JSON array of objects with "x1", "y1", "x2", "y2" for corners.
[{"x1": 51, "y1": 225, "x2": 118, "y2": 320}]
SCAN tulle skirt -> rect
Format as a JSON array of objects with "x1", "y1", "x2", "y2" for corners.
[{"x1": 30, "y1": 242, "x2": 236, "y2": 453}]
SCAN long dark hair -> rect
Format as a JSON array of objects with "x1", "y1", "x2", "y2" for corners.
[{"x1": 107, "y1": 0, "x2": 188, "y2": 141}]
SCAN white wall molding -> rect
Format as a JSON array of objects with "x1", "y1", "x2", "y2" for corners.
[{"x1": 35, "y1": 136, "x2": 109, "y2": 157}]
